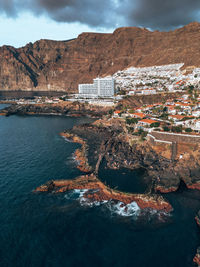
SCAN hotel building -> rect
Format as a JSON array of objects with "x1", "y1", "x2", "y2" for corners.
[{"x1": 78, "y1": 77, "x2": 115, "y2": 98}]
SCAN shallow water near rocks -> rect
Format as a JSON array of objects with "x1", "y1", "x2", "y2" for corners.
[{"x1": 0, "y1": 106, "x2": 200, "y2": 267}]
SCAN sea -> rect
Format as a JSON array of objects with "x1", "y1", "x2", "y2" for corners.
[{"x1": 0, "y1": 103, "x2": 200, "y2": 267}]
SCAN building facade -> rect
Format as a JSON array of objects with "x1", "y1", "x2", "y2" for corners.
[{"x1": 78, "y1": 77, "x2": 115, "y2": 98}]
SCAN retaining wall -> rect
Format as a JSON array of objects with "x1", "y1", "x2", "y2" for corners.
[{"x1": 148, "y1": 131, "x2": 200, "y2": 144}]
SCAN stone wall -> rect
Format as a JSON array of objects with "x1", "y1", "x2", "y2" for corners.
[{"x1": 149, "y1": 131, "x2": 200, "y2": 144}]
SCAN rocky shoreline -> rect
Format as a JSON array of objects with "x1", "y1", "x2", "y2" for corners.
[
  {"x1": 35, "y1": 174, "x2": 172, "y2": 212},
  {"x1": 35, "y1": 119, "x2": 173, "y2": 213},
  {"x1": 194, "y1": 211, "x2": 200, "y2": 266},
  {"x1": 3, "y1": 102, "x2": 200, "y2": 265},
  {"x1": 63, "y1": 118, "x2": 200, "y2": 194},
  {"x1": 60, "y1": 132, "x2": 92, "y2": 173},
  {"x1": 58, "y1": 118, "x2": 200, "y2": 266},
  {"x1": 0, "y1": 102, "x2": 110, "y2": 118}
]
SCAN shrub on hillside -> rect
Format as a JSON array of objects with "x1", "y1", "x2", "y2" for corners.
[
  {"x1": 171, "y1": 126, "x2": 182, "y2": 133},
  {"x1": 126, "y1": 118, "x2": 139, "y2": 124},
  {"x1": 150, "y1": 122, "x2": 160, "y2": 128},
  {"x1": 163, "y1": 126, "x2": 170, "y2": 132},
  {"x1": 185, "y1": 128, "x2": 193, "y2": 133}
]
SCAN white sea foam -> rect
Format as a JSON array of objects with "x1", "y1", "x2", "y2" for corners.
[
  {"x1": 62, "y1": 137, "x2": 73, "y2": 143},
  {"x1": 65, "y1": 155, "x2": 77, "y2": 165},
  {"x1": 80, "y1": 197, "x2": 108, "y2": 207},
  {"x1": 64, "y1": 189, "x2": 89, "y2": 200},
  {"x1": 107, "y1": 201, "x2": 141, "y2": 217},
  {"x1": 65, "y1": 190, "x2": 171, "y2": 221}
]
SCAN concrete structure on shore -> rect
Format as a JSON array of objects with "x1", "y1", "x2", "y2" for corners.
[{"x1": 78, "y1": 77, "x2": 115, "y2": 98}]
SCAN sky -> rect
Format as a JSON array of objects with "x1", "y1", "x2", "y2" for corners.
[{"x1": 0, "y1": 0, "x2": 200, "y2": 48}]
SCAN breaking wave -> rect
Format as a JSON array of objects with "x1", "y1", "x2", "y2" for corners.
[
  {"x1": 106, "y1": 201, "x2": 141, "y2": 217},
  {"x1": 62, "y1": 136, "x2": 73, "y2": 143},
  {"x1": 64, "y1": 189, "x2": 172, "y2": 221}
]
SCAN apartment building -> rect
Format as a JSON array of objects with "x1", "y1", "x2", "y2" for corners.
[{"x1": 79, "y1": 77, "x2": 115, "y2": 98}]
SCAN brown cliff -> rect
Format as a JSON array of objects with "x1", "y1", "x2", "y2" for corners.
[{"x1": 2, "y1": 22, "x2": 200, "y2": 92}]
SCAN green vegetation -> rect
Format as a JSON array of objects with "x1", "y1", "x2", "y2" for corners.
[
  {"x1": 126, "y1": 118, "x2": 139, "y2": 125},
  {"x1": 163, "y1": 126, "x2": 170, "y2": 132},
  {"x1": 181, "y1": 116, "x2": 195, "y2": 121},
  {"x1": 127, "y1": 127, "x2": 134, "y2": 133},
  {"x1": 159, "y1": 113, "x2": 169, "y2": 119},
  {"x1": 185, "y1": 128, "x2": 193, "y2": 133},
  {"x1": 150, "y1": 122, "x2": 160, "y2": 128},
  {"x1": 171, "y1": 126, "x2": 182, "y2": 133},
  {"x1": 119, "y1": 89, "x2": 126, "y2": 95},
  {"x1": 108, "y1": 109, "x2": 114, "y2": 115},
  {"x1": 132, "y1": 128, "x2": 147, "y2": 141}
]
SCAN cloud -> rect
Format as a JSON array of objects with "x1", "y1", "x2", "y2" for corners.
[
  {"x1": 125, "y1": 0, "x2": 200, "y2": 30},
  {"x1": 0, "y1": 0, "x2": 16, "y2": 16},
  {"x1": 0, "y1": 0, "x2": 200, "y2": 30}
]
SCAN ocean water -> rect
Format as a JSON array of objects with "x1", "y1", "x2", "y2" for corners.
[{"x1": 0, "y1": 106, "x2": 200, "y2": 267}]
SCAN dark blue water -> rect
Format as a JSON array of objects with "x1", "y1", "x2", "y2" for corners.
[{"x1": 0, "y1": 107, "x2": 200, "y2": 267}]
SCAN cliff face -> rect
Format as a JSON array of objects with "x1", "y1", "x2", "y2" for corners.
[{"x1": 2, "y1": 22, "x2": 200, "y2": 92}]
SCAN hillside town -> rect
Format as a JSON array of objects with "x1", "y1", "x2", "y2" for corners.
[
  {"x1": 110, "y1": 91, "x2": 200, "y2": 136},
  {"x1": 73, "y1": 63, "x2": 200, "y2": 138},
  {"x1": 112, "y1": 63, "x2": 200, "y2": 95},
  {"x1": 77, "y1": 63, "x2": 200, "y2": 98},
  {"x1": 3, "y1": 63, "x2": 200, "y2": 136}
]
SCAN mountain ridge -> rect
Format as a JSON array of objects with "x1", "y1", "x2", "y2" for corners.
[{"x1": 1, "y1": 22, "x2": 200, "y2": 93}]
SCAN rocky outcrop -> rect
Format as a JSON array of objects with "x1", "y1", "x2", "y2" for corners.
[
  {"x1": 195, "y1": 211, "x2": 200, "y2": 227},
  {"x1": 0, "y1": 102, "x2": 110, "y2": 117},
  {"x1": 194, "y1": 212, "x2": 200, "y2": 266},
  {"x1": 2, "y1": 22, "x2": 200, "y2": 92},
  {"x1": 7, "y1": 103, "x2": 199, "y2": 194},
  {"x1": 35, "y1": 174, "x2": 172, "y2": 212},
  {"x1": 193, "y1": 247, "x2": 200, "y2": 267},
  {"x1": 64, "y1": 118, "x2": 200, "y2": 194},
  {"x1": 60, "y1": 132, "x2": 92, "y2": 173}
]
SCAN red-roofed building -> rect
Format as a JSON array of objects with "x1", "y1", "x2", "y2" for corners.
[
  {"x1": 168, "y1": 115, "x2": 185, "y2": 121},
  {"x1": 137, "y1": 119, "x2": 158, "y2": 128},
  {"x1": 113, "y1": 110, "x2": 122, "y2": 117},
  {"x1": 129, "y1": 112, "x2": 146, "y2": 119},
  {"x1": 143, "y1": 105, "x2": 155, "y2": 111}
]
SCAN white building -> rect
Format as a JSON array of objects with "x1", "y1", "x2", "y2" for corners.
[
  {"x1": 79, "y1": 77, "x2": 115, "y2": 98},
  {"x1": 78, "y1": 84, "x2": 97, "y2": 97}
]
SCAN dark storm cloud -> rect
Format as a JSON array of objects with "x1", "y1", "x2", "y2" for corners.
[
  {"x1": 125, "y1": 0, "x2": 200, "y2": 30},
  {"x1": 0, "y1": 0, "x2": 200, "y2": 30},
  {"x1": 36, "y1": 0, "x2": 117, "y2": 26},
  {"x1": 0, "y1": 0, "x2": 16, "y2": 16}
]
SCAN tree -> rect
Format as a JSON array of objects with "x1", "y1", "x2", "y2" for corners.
[
  {"x1": 171, "y1": 126, "x2": 182, "y2": 133},
  {"x1": 160, "y1": 113, "x2": 169, "y2": 119},
  {"x1": 163, "y1": 126, "x2": 170, "y2": 132},
  {"x1": 150, "y1": 122, "x2": 160, "y2": 128},
  {"x1": 126, "y1": 118, "x2": 139, "y2": 125},
  {"x1": 163, "y1": 107, "x2": 167, "y2": 112},
  {"x1": 108, "y1": 109, "x2": 114, "y2": 115},
  {"x1": 185, "y1": 128, "x2": 193, "y2": 133}
]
